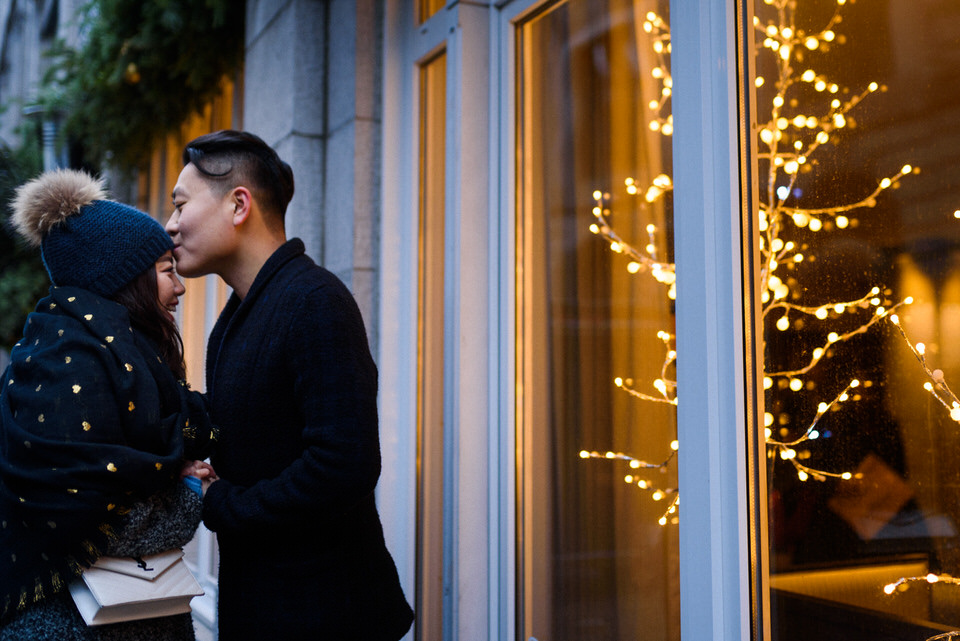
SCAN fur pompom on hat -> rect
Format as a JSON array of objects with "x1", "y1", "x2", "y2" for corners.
[{"x1": 11, "y1": 168, "x2": 173, "y2": 298}]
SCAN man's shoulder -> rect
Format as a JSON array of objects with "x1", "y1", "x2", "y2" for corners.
[{"x1": 274, "y1": 255, "x2": 352, "y2": 298}]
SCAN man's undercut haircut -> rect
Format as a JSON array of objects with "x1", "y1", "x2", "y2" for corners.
[{"x1": 183, "y1": 130, "x2": 295, "y2": 226}]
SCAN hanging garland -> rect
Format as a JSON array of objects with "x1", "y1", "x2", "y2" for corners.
[{"x1": 42, "y1": 0, "x2": 243, "y2": 169}]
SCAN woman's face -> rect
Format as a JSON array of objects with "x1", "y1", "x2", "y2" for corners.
[{"x1": 155, "y1": 251, "x2": 185, "y2": 319}]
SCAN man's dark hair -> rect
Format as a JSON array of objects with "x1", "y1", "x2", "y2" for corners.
[{"x1": 182, "y1": 130, "x2": 295, "y2": 225}]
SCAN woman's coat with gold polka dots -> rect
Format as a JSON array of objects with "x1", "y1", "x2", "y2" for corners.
[{"x1": 0, "y1": 286, "x2": 215, "y2": 621}]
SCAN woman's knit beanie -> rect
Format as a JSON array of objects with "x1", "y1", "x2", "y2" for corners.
[{"x1": 9, "y1": 168, "x2": 173, "y2": 297}]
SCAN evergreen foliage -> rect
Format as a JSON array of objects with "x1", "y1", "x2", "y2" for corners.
[
  {"x1": 44, "y1": 0, "x2": 243, "y2": 169},
  {"x1": 0, "y1": 129, "x2": 46, "y2": 351}
]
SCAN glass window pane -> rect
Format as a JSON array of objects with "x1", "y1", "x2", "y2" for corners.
[
  {"x1": 417, "y1": 51, "x2": 447, "y2": 641},
  {"x1": 417, "y1": 0, "x2": 446, "y2": 25},
  {"x1": 515, "y1": 2, "x2": 678, "y2": 640},
  {"x1": 752, "y1": 0, "x2": 960, "y2": 637}
]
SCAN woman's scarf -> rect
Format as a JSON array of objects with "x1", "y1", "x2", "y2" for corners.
[{"x1": 0, "y1": 286, "x2": 214, "y2": 619}]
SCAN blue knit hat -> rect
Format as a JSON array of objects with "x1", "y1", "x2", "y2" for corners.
[{"x1": 10, "y1": 169, "x2": 173, "y2": 298}]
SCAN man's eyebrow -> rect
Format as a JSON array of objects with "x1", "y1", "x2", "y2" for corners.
[{"x1": 171, "y1": 186, "x2": 184, "y2": 200}]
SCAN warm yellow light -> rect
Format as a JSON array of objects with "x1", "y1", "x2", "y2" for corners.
[
  {"x1": 777, "y1": 316, "x2": 790, "y2": 331},
  {"x1": 836, "y1": 215, "x2": 849, "y2": 228},
  {"x1": 789, "y1": 378, "x2": 802, "y2": 391}
]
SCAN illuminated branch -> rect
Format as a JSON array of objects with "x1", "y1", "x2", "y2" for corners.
[{"x1": 889, "y1": 314, "x2": 960, "y2": 423}]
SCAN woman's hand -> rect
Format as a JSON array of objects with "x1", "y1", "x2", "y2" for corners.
[{"x1": 180, "y1": 460, "x2": 219, "y2": 496}]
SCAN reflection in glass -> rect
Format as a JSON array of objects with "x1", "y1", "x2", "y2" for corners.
[
  {"x1": 515, "y1": 1, "x2": 677, "y2": 640},
  {"x1": 754, "y1": 0, "x2": 960, "y2": 637}
]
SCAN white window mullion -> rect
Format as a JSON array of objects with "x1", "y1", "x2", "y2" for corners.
[{"x1": 672, "y1": 0, "x2": 760, "y2": 639}]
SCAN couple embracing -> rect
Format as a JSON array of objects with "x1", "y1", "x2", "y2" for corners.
[{"x1": 0, "y1": 131, "x2": 413, "y2": 640}]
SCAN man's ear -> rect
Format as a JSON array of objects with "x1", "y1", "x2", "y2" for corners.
[{"x1": 231, "y1": 187, "x2": 253, "y2": 226}]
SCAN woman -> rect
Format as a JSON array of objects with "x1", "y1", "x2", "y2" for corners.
[{"x1": 0, "y1": 169, "x2": 216, "y2": 640}]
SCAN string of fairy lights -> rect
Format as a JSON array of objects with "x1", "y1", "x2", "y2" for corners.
[
  {"x1": 583, "y1": 0, "x2": 960, "y2": 606},
  {"x1": 582, "y1": 0, "x2": 960, "y2": 601}
]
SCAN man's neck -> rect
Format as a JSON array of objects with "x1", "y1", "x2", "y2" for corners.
[{"x1": 225, "y1": 236, "x2": 286, "y2": 300}]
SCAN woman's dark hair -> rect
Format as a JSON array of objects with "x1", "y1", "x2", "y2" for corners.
[
  {"x1": 111, "y1": 267, "x2": 186, "y2": 380},
  {"x1": 182, "y1": 129, "x2": 295, "y2": 227}
]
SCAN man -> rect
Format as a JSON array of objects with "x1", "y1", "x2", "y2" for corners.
[{"x1": 166, "y1": 130, "x2": 414, "y2": 640}]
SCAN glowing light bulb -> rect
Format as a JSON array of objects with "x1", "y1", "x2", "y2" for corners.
[
  {"x1": 805, "y1": 37, "x2": 819, "y2": 50},
  {"x1": 789, "y1": 378, "x2": 802, "y2": 391},
  {"x1": 809, "y1": 218, "x2": 823, "y2": 232},
  {"x1": 815, "y1": 308, "x2": 828, "y2": 320},
  {"x1": 884, "y1": 584, "x2": 896, "y2": 595},
  {"x1": 841, "y1": 472, "x2": 852, "y2": 480},
  {"x1": 917, "y1": 343, "x2": 926, "y2": 355}
]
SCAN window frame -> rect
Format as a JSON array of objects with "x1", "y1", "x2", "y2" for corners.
[{"x1": 381, "y1": 0, "x2": 766, "y2": 639}]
